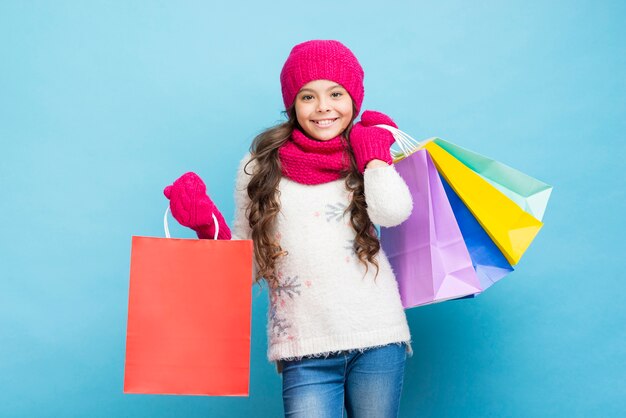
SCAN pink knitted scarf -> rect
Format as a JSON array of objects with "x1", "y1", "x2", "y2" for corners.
[{"x1": 278, "y1": 128, "x2": 351, "y2": 185}]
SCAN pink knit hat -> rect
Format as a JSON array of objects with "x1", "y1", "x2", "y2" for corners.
[{"x1": 280, "y1": 40, "x2": 365, "y2": 114}]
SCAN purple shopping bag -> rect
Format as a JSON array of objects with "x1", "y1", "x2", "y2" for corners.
[{"x1": 381, "y1": 149, "x2": 483, "y2": 308}]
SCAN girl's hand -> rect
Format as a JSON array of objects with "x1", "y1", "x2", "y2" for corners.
[
  {"x1": 163, "y1": 172, "x2": 232, "y2": 240},
  {"x1": 349, "y1": 110, "x2": 398, "y2": 173}
]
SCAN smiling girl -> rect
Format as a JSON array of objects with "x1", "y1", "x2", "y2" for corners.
[{"x1": 164, "y1": 40, "x2": 414, "y2": 417}]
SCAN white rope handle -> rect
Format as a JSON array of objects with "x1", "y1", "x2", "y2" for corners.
[
  {"x1": 374, "y1": 124, "x2": 437, "y2": 159},
  {"x1": 164, "y1": 206, "x2": 219, "y2": 240}
]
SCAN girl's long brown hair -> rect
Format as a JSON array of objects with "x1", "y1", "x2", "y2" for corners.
[{"x1": 245, "y1": 106, "x2": 381, "y2": 287}]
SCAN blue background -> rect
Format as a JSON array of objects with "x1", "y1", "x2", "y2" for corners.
[{"x1": 1, "y1": 1, "x2": 624, "y2": 417}]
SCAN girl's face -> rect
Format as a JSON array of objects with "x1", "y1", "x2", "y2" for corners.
[{"x1": 294, "y1": 79, "x2": 354, "y2": 141}]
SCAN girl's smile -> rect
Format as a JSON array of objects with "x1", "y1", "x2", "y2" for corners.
[
  {"x1": 311, "y1": 118, "x2": 338, "y2": 127},
  {"x1": 294, "y1": 79, "x2": 354, "y2": 141}
]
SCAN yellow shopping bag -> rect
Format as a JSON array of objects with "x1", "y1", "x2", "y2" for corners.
[{"x1": 423, "y1": 141, "x2": 543, "y2": 265}]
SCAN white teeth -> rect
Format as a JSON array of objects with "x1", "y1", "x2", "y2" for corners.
[{"x1": 314, "y1": 119, "x2": 337, "y2": 126}]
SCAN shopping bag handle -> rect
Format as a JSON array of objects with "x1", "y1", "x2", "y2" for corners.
[
  {"x1": 375, "y1": 124, "x2": 436, "y2": 159},
  {"x1": 163, "y1": 206, "x2": 219, "y2": 240}
]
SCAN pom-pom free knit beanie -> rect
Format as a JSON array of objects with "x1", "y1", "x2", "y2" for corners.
[{"x1": 280, "y1": 40, "x2": 365, "y2": 115}]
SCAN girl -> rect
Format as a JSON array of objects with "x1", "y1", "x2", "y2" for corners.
[{"x1": 164, "y1": 40, "x2": 414, "y2": 418}]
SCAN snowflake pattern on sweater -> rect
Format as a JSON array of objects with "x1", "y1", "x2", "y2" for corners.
[
  {"x1": 268, "y1": 201, "x2": 352, "y2": 344},
  {"x1": 325, "y1": 202, "x2": 347, "y2": 222},
  {"x1": 326, "y1": 201, "x2": 356, "y2": 262},
  {"x1": 269, "y1": 274, "x2": 303, "y2": 343}
]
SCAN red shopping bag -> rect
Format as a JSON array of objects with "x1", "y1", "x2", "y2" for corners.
[{"x1": 124, "y1": 220, "x2": 253, "y2": 396}]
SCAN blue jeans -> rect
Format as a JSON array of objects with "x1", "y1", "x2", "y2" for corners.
[{"x1": 281, "y1": 343, "x2": 407, "y2": 418}]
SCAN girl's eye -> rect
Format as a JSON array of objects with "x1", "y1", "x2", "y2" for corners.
[
  {"x1": 331, "y1": 91, "x2": 343, "y2": 98},
  {"x1": 301, "y1": 94, "x2": 314, "y2": 101}
]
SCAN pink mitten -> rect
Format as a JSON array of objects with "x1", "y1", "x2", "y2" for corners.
[
  {"x1": 163, "y1": 172, "x2": 232, "y2": 240},
  {"x1": 349, "y1": 110, "x2": 399, "y2": 173}
]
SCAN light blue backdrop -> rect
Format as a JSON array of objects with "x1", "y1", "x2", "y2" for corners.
[{"x1": 1, "y1": 1, "x2": 624, "y2": 417}]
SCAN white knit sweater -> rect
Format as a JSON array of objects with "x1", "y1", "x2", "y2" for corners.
[{"x1": 231, "y1": 153, "x2": 413, "y2": 361}]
